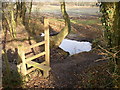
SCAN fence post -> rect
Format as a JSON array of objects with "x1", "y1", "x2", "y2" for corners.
[
  {"x1": 44, "y1": 18, "x2": 50, "y2": 66},
  {"x1": 44, "y1": 18, "x2": 50, "y2": 77},
  {"x1": 18, "y1": 45, "x2": 27, "y2": 75}
]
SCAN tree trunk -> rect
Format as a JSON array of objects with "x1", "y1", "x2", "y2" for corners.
[
  {"x1": 16, "y1": 1, "x2": 26, "y2": 25},
  {"x1": 16, "y1": 1, "x2": 22, "y2": 25},
  {"x1": 50, "y1": 1, "x2": 71, "y2": 48},
  {"x1": 21, "y1": 2, "x2": 26, "y2": 25},
  {"x1": 3, "y1": 3, "x2": 16, "y2": 38},
  {"x1": 28, "y1": 0, "x2": 32, "y2": 22},
  {"x1": 100, "y1": 2, "x2": 120, "y2": 87}
]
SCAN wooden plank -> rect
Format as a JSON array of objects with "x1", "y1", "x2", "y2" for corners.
[
  {"x1": 26, "y1": 51, "x2": 45, "y2": 63},
  {"x1": 27, "y1": 61, "x2": 46, "y2": 67},
  {"x1": 29, "y1": 41, "x2": 45, "y2": 49},
  {"x1": 18, "y1": 46, "x2": 27, "y2": 75},
  {"x1": 44, "y1": 18, "x2": 50, "y2": 66},
  {"x1": 24, "y1": 41, "x2": 45, "y2": 50},
  {"x1": 27, "y1": 67, "x2": 36, "y2": 74},
  {"x1": 43, "y1": 70, "x2": 49, "y2": 78},
  {"x1": 27, "y1": 61, "x2": 51, "y2": 71},
  {"x1": 40, "y1": 61, "x2": 46, "y2": 65}
]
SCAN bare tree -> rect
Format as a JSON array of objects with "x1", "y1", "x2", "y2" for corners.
[{"x1": 50, "y1": 1, "x2": 71, "y2": 48}]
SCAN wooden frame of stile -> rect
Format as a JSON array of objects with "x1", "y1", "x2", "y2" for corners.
[{"x1": 17, "y1": 18, "x2": 50, "y2": 78}]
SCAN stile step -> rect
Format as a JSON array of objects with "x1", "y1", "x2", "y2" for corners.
[{"x1": 27, "y1": 61, "x2": 51, "y2": 71}]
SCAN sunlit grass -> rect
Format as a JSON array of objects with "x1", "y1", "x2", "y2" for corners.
[
  {"x1": 49, "y1": 18, "x2": 64, "y2": 22},
  {"x1": 70, "y1": 19, "x2": 100, "y2": 25},
  {"x1": 49, "y1": 18, "x2": 100, "y2": 25}
]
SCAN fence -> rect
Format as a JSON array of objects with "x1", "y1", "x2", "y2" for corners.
[{"x1": 17, "y1": 18, "x2": 50, "y2": 78}]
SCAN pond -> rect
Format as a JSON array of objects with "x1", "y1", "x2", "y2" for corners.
[
  {"x1": 40, "y1": 33, "x2": 92, "y2": 55},
  {"x1": 59, "y1": 39, "x2": 92, "y2": 55}
]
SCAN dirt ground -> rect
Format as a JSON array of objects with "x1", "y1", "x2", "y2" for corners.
[
  {"x1": 25, "y1": 51, "x2": 106, "y2": 88},
  {"x1": 24, "y1": 15, "x2": 106, "y2": 88}
]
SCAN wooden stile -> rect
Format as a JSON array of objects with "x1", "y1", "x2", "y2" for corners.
[{"x1": 17, "y1": 18, "x2": 50, "y2": 78}]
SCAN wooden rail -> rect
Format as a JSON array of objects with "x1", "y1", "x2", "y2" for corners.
[
  {"x1": 26, "y1": 51, "x2": 46, "y2": 63},
  {"x1": 17, "y1": 18, "x2": 50, "y2": 78},
  {"x1": 28, "y1": 41, "x2": 45, "y2": 49}
]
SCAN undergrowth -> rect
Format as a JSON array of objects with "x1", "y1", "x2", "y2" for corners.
[{"x1": 2, "y1": 70, "x2": 24, "y2": 89}]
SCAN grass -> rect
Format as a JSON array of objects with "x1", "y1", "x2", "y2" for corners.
[
  {"x1": 49, "y1": 18, "x2": 64, "y2": 22},
  {"x1": 49, "y1": 18, "x2": 100, "y2": 25},
  {"x1": 70, "y1": 19, "x2": 100, "y2": 25}
]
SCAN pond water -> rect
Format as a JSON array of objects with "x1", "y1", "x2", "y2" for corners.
[
  {"x1": 59, "y1": 39, "x2": 92, "y2": 55},
  {"x1": 40, "y1": 33, "x2": 92, "y2": 55}
]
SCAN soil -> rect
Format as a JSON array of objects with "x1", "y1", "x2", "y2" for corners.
[
  {"x1": 25, "y1": 51, "x2": 105, "y2": 88},
  {"x1": 2, "y1": 7, "x2": 109, "y2": 88},
  {"x1": 24, "y1": 15, "x2": 105, "y2": 88}
]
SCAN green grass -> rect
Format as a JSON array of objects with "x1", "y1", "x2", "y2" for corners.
[
  {"x1": 71, "y1": 19, "x2": 100, "y2": 25},
  {"x1": 49, "y1": 18, "x2": 64, "y2": 22},
  {"x1": 49, "y1": 18, "x2": 100, "y2": 25}
]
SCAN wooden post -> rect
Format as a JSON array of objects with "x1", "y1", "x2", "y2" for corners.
[
  {"x1": 44, "y1": 18, "x2": 50, "y2": 77},
  {"x1": 44, "y1": 18, "x2": 50, "y2": 66},
  {"x1": 18, "y1": 45, "x2": 27, "y2": 75}
]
